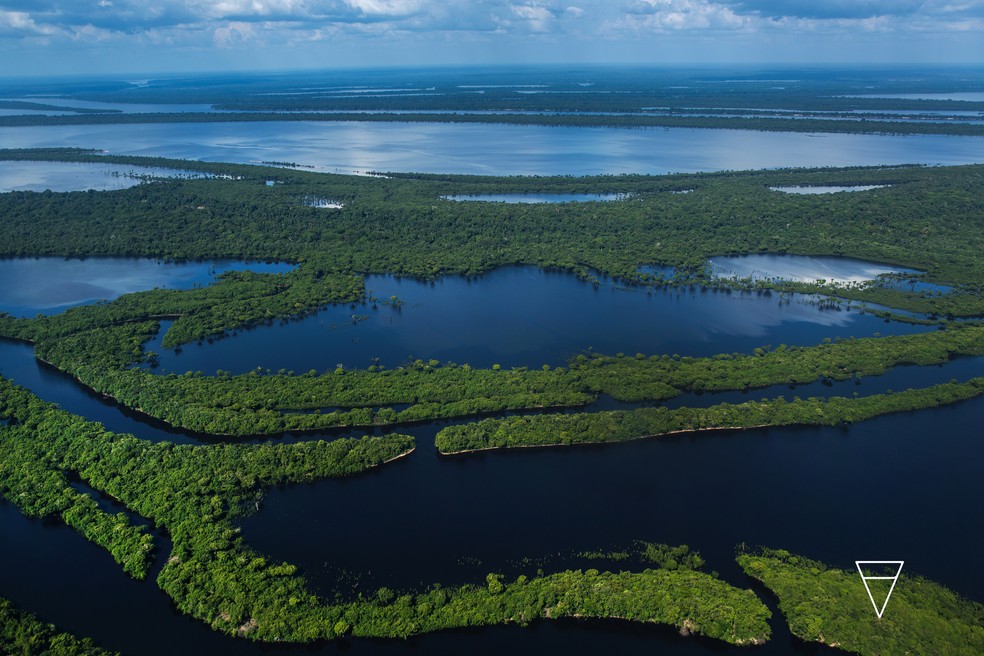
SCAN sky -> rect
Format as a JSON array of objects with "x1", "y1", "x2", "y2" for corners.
[{"x1": 1, "y1": 0, "x2": 983, "y2": 76}]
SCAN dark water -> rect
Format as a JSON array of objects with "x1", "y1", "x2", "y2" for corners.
[
  {"x1": 0, "y1": 257, "x2": 294, "y2": 317},
  {"x1": 240, "y1": 397, "x2": 984, "y2": 602},
  {"x1": 0, "y1": 490, "x2": 827, "y2": 656},
  {"x1": 0, "y1": 340, "x2": 201, "y2": 444},
  {"x1": 146, "y1": 266, "x2": 930, "y2": 375}
]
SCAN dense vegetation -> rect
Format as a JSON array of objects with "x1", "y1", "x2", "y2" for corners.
[
  {"x1": 0, "y1": 597, "x2": 119, "y2": 656},
  {"x1": 2, "y1": 151, "x2": 983, "y2": 317},
  {"x1": 5, "y1": 65, "x2": 982, "y2": 114},
  {"x1": 5, "y1": 109, "x2": 984, "y2": 137},
  {"x1": 4, "y1": 65, "x2": 984, "y2": 136},
  {"x1": 8, "y1": 309, "x2": 983, "y2": 436},
  {"x1": 2, "y1": 151, "x2": 984, "y2": 439},
  {"x1": 0, "y1": 377, "x2": 772, "y2": 645},
  {"x1": 739, "y1": 549, "x2": 984, "y2": 655},
  {"x1": 0, "y1": 100, "x2": 119, "y2": 115},
  {"x1": 435, "y1": 378, "x2": 984, "y2": 453}
]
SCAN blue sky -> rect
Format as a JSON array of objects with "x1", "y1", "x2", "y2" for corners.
[{"x1": 1, "y1": 0, "x2": 983, "y2": 76}]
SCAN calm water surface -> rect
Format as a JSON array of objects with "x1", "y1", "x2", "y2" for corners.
[
  {"x1": 4, "y1": 122, "x2": 984, "y2": 174},
  {"x1": 144, "y1": 266, "x2": 930, "y2": 374},
  {"x1": 708, "y1": 255, "x2": 919, "y2": 286},
  {"x1": 0, "y1": 257, "x2": 294, "y2": 317},
  {"x1": 240, "y1": 397, "x2": 984, "y2": 602},
  {"x1": 0, "y1": 160, "x2": 206, "y2": 192}
]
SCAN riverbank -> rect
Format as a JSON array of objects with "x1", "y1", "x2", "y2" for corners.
[{"x1": 435, "y1": 379, "x2": 984, "y2": 453}]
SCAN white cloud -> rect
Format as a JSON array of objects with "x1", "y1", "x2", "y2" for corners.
[
  {"x1": 614, "y1": 0, "x2": 751, "y2": 31},
  {"x1": 0, "y1": 8, "x2": 58, "y2": 36},
  {"x1": 0, "y1": 0, "x2": 982, "y2": 69},
  {"x1": 345, "y1": 0, "x2": 425, "y2": 16},
  {"x1": 511, "y1": 3, "x2": 556, "y2": 32},
  {"x1": 213, "y1": 20, "x2": 256, "y2": 46}
]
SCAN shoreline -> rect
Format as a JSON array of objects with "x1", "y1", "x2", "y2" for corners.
[
  {"x1": 438, "y1": 423, "x2": 775, "y2": 456},
  {"x1": 380, "y1": 446, "x2": 416, "y2": 465},
  {"x1": 438, "y1": 380, "x2": 984, "y2": 455}
]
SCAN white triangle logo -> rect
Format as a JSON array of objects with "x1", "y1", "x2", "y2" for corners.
[{"x1": 856, "y1": 560, "x2": 904, "y2": 619}]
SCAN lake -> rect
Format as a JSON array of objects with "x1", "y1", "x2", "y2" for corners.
[
  {"x1": 0, "y1": 257, "x2": 294, "y2": 317},
  {"x1": 140, "y1": 265, "x2": 928, "y2": 375},
  {"x1": 4, "y1": 121, "x2": 984, "y2": 175},
  {"x1": 0, "y1": 160, "x2": 208, "y2": 193}
]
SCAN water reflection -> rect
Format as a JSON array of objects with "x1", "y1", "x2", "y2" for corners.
[
  {"x1": 3, "y1": 122, "x2": 984, "y2": 175},
  {"x1": 147, "y1": 267, "x2": 928, "y2": 375},
  {"x1": 708, "y1": 255, "x2": 919, "y2": 286},
  {"x1": 0, "y1": 257, "x2": 295, "y2": 317},
  {"x1": 0, "y1": 160, "x2": 206, "y2": 193}
]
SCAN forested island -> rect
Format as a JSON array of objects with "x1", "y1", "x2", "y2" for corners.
[
  {"x1": 1, "y1": 597, "x2": 120, "y2": 656},
  {"x1": 739, "y1": 549, "x2": 984, "y2": 655}
]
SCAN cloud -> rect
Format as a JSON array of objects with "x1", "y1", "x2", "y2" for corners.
[
  {"x1": 0, "y1": 0, "x2": 595, "y2": 38},
  {"x1": 2, "y1": 0, "x2": 983, "y2": 39},
  {"x1": 0, "y1": 0, "x2": 982, "y2": 69},
  {"x1": 616, "y1": 0, "x2": 751, "y2": 31},
  {"x1": 213, "y1": 20, "x2": 255, "y2": 47},
  {"x1": 508, "y1": 3, "x2": 558, "y2": 32},
  {"x1": 0, "y1": 0, "x2": 430, "y2": 34},
  {"x1": 716, "y1": 0, "x2": 926, "y2": 20},
  {"x1": 0, "y1": 8, "x2": 59, "y2": 36},
  {"x1": 607, "y1": 0, "x2": 984, "y2": 35}
]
